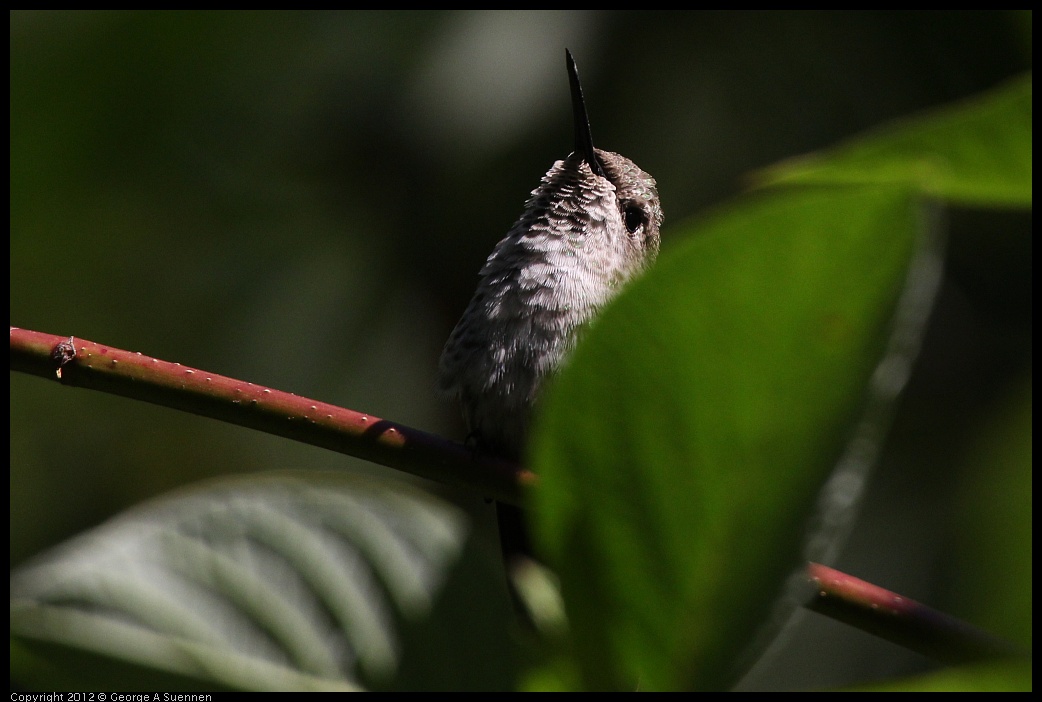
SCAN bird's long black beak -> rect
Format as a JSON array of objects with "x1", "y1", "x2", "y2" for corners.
[{"x1": 566, "y1": 49, "x2": 606, "y2": 179}]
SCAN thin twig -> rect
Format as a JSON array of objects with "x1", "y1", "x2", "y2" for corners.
[
  {"x1": 804, "y1": 562, "x2": 1022, "y2": 665},
  {"x1": 10, "y1": 326, "x2": 533, "y2": 505}
]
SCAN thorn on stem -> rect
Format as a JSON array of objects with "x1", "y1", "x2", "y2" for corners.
[{"x1": 51, "y1": 336, "x2": 76, "y2": 380}]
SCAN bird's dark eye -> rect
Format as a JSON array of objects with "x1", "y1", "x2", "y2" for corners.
[{"x1": 624, "y1": 206, "x2": 645, "y2": 234}]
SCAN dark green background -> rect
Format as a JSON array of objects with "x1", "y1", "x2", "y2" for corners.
[{"x1": 10, "y1": 10, "x2": 1031, "y2": 689}]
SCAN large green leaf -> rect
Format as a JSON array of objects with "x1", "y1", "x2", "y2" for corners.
[
  {"x1": 11, "y1": 471, "x2": 518, "y2": 691},
  {"x1": 530, "y1": 186, "x2": 923, "y2": 690},
  {"x1": 755, "y1": 73, "x2": 1032, "y2": 208}
]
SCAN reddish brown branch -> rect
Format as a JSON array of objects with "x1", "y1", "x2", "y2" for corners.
[
  {"x1": 10, "y1": 326, "x2": 534, "y2": 505},
  {"x1": 805, "y1": 562, "x2": 1021, "y2": 665}
]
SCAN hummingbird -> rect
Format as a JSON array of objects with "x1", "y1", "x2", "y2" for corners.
[{"x1": 438, "y1": 50, "x2": 663, "y2": 561}]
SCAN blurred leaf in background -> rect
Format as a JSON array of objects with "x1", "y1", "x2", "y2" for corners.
[{"x1": 11, "y1": 472, "x2": 519, "y2": 691}]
